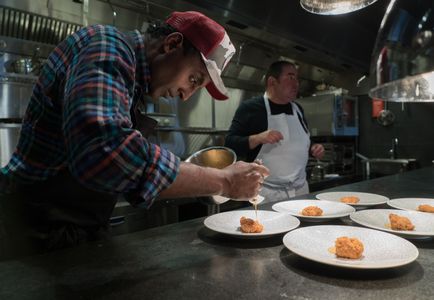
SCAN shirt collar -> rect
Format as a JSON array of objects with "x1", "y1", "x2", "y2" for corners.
[{"x1": 264, "y1": 92, "x2": 294, "y2": 115}]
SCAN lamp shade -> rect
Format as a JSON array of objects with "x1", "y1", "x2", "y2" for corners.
[
  {"x1": 369, "y1": 0, "x2": 434, "y2": 102},
  {"x1": 300, "y1": 0, "x2": 378, "y2": 15}
]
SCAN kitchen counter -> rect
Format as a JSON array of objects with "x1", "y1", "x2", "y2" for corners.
[
  {"x1": 308, "y1": 174, "x2": 363, "y2": 192},
  {"x1": 1, "y1": 168, "x2": 434, "y2": 300}
]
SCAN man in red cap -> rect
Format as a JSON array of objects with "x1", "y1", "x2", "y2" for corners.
[{"x1": 0, "y1": 11, "x2": 269, "y2": 258}]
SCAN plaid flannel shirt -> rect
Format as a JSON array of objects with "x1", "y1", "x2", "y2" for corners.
[{"x1": 0, "y1": 25, "x2": 180, "y2": 208}]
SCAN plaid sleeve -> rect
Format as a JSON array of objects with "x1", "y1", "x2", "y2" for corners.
[{"x1": 63, "y1": 29, "x2": 179, "y2": 207}]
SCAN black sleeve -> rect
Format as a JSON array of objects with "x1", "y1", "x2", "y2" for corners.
[{"x1": 225, "y1": 97, "x2": 267, "y2": 162}]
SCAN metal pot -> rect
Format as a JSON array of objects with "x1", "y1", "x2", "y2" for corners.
[
  {"x1": 9, "y1": 58, "x2": 33, "y2": 74},
  {"x1": 185, "y1": 146, "x2": 237, "y2": 169},
  {"x1": 4, "y1": 48, "x2": 42, "y2": 75},
  {"x1": 185, "y1": 146, "x2": 237, "y2": 208}
]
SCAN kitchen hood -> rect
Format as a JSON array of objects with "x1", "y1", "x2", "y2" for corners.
[
  {"x1": 93, "y1": 0, "x2": 389, "y2": 95},
  {"x1": 369, "y1": 0, "x2": 434, "y2": 102}
]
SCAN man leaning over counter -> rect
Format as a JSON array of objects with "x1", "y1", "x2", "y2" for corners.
[{"x1": 0, "y1": 11, "x2": 269, "y2": 259}]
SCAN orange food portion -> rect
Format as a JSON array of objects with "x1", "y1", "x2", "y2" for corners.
[
  {"x1": 340, "y1": 196, "x2": 360, "y2": 204},
  {"x1": 418, "y1": 204, "x2": 434, "y2": 213},
  {"x1": 335, "y1": 236, "x2": 364, "y2": 259},
  {"x1": 240, "y1": 216, "x2": 264, "y2": 233},
  {"x1": 301, "y1": 206, "x2": 323, "y2": 216},
  {"x1": 389, "y1": 213, "x2": 415, "y2": 231}
]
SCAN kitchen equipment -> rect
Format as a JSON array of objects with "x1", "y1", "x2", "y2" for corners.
[
  {"x1": 0, "y1": 73, "x2": 35, "y2": 167},
  {"x1": 377, "y1": 102, "x2": 395, "y2": 126},
  {"x1": 185, "y1": 146, "x2": 236, "y2": 170},
  {"x1": 377, "y1": 110, "x2": 395, "y2": 126},
  {"x1": 0, "y1": 123, "x2": 21, "y2": 167},
  {"x1": 185, "y1": 146, "x2": 237, "y2": 207},
  {"x1": 0, "y1": 75, "x2": 34, "y2": 119},
  {"x1": 0, "y1": 5, "x2": 82, "y2": 45},
  {"x1": 296, "y1": 89, "x2": 358, "y2": 136},
  {"x1": 4, "y1": 48, "x2": 42, "y2": 75},
  {"x1": 311, "y1": 159, "x2": 326, "y2": 181},
  {"x1": 369, "y1": 0, "x2": 434, "y2": 102}
]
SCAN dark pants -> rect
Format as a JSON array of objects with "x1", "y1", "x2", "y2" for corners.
[{"x1": 0, "y1": 171, "x2": 118, "y2": 260}]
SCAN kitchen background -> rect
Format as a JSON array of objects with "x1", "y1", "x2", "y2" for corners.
[{"x1": 1, "y1": 0, "x2": 433, "y2": 231}]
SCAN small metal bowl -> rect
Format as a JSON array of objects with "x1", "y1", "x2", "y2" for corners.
[{"x1": 185, "y1": 146, "x2": 236, "y2": 169}]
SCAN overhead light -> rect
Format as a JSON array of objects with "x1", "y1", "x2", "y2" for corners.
[
  {"x1": 369, "y1": 0, "x2": 434, "y2": 102},
  {"x1": 300, "y1": 0, "x2": 379, "y2": 15}
]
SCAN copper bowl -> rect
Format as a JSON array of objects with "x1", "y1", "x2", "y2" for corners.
[{"x1": 185, "y1": 146, "x2": 236, "y2": 169}]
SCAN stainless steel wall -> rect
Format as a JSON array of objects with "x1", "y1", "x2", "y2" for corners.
[
  {"x1": 151, "y1": 88, "x2": 259, "y2": 159},
  {"x1": 0, "y1": 0, "x2": 145, "y2": 31},
  {"x1": 0, "y1": 123, "x2": 20, "y2": 167}
]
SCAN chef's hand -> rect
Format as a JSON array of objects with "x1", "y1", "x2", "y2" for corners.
[
  {"x1": 311, "y1": 143, "x2": 325, "y2": 159},
  {"x1": 220, "y1": 161, "x2": 269, "y2": 200},
  {"x1": 249, "y1": 130, "x2": 283, "y2": 149}
]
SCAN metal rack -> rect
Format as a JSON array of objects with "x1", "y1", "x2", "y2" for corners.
[{"x1": 0, "y1": 5, "x2": 82, "y2": 45}]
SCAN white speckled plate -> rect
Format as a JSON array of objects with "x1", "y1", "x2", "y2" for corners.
[
  {"x1": 204, "y1": 210, "x2": 300, "y2": 238},
  {"x1": 316, "y1": 191, "x2": 389, "y2": 209},
  {"x1": 350, "y1": 209, "x2": 434, "y2": 239},
  {"x1": 388, "y1": 198, "x2": 434, "y2": 213},
  {"x1": 272, "y1": 200, "x2": 355, "y2": 222},
  {"x1": 283, "y1": 225, "x2": 419, "y2": 269}
]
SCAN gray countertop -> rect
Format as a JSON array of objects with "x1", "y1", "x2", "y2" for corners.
[{"x1": 1, "y1": 168, "x2": 434, "y2": 300}]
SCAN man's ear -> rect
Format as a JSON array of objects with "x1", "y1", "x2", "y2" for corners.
[
  {"x1": 163, "y1": 32, "x2": 184, "y2": 53},
  {"x1": 267, "y1": 76, "x2": 276, "y2": 87}
]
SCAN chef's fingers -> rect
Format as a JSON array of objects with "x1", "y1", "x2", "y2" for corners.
[{"x1": 251, "y1": 164, "x2": 270, "y2": 178}]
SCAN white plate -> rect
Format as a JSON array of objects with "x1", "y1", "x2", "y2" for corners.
[
  {"x1": 283, "y1": 225, "x2": 419, "y2": 269},
  {"x1": 316, "y1": 191, "x2": 389, "y2": 208},
  {"x1": 204, "y1": 210, "x2": 300, "y2": 238},
  {"x1": 350, "y1": 209, "x2": 434, "y2": 239},
  {"x1": 272, "y1": 200, "x2": 355, "y2": 222},
  {"x1": 388, "y1": 198, "x2": 434, "y2": 213}
]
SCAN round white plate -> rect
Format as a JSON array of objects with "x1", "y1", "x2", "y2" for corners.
[
  {"x1": 283, "y1": 225, "x2": 419, "y2": 269},
  {"x1": 316, "y1": 191, "x2": 389, "y2": 208},
  {"x1": 350, "y1": 209, "x2": 434, "y2": 239},
  {"x1": 272, "y1": 200, "x2": 355, "y2": 222},
  {"x1": 204, "y1": 210, "x2": 300, "y2": 238},
  {"x1": 388, "y1": 198, "x2": 434, "y2": 213}
]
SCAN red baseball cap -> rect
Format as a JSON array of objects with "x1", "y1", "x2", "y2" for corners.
[{"x1": 166, "y1": 11, "x2": 236, "y2": 100}]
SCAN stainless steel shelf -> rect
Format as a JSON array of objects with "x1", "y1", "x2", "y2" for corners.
[{"x1": 155, "y1": 127, "x2": 229, "y2": 134}]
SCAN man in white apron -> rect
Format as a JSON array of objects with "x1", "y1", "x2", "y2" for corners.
[{"x1": 225, "y1": 61, "x2": 324, "y2": 202}]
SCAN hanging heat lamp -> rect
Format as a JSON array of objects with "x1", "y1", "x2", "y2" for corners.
[
  {"x1": 300, "y1": 0, "x2": 379, "y2": 15},
  {"x1": 369, "y1": 0, "x2": 434, "y2": 102}
]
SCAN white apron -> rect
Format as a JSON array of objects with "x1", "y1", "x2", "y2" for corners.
[{"x1": 257, "y1": 94, "x2": 310, "y2": 203}]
